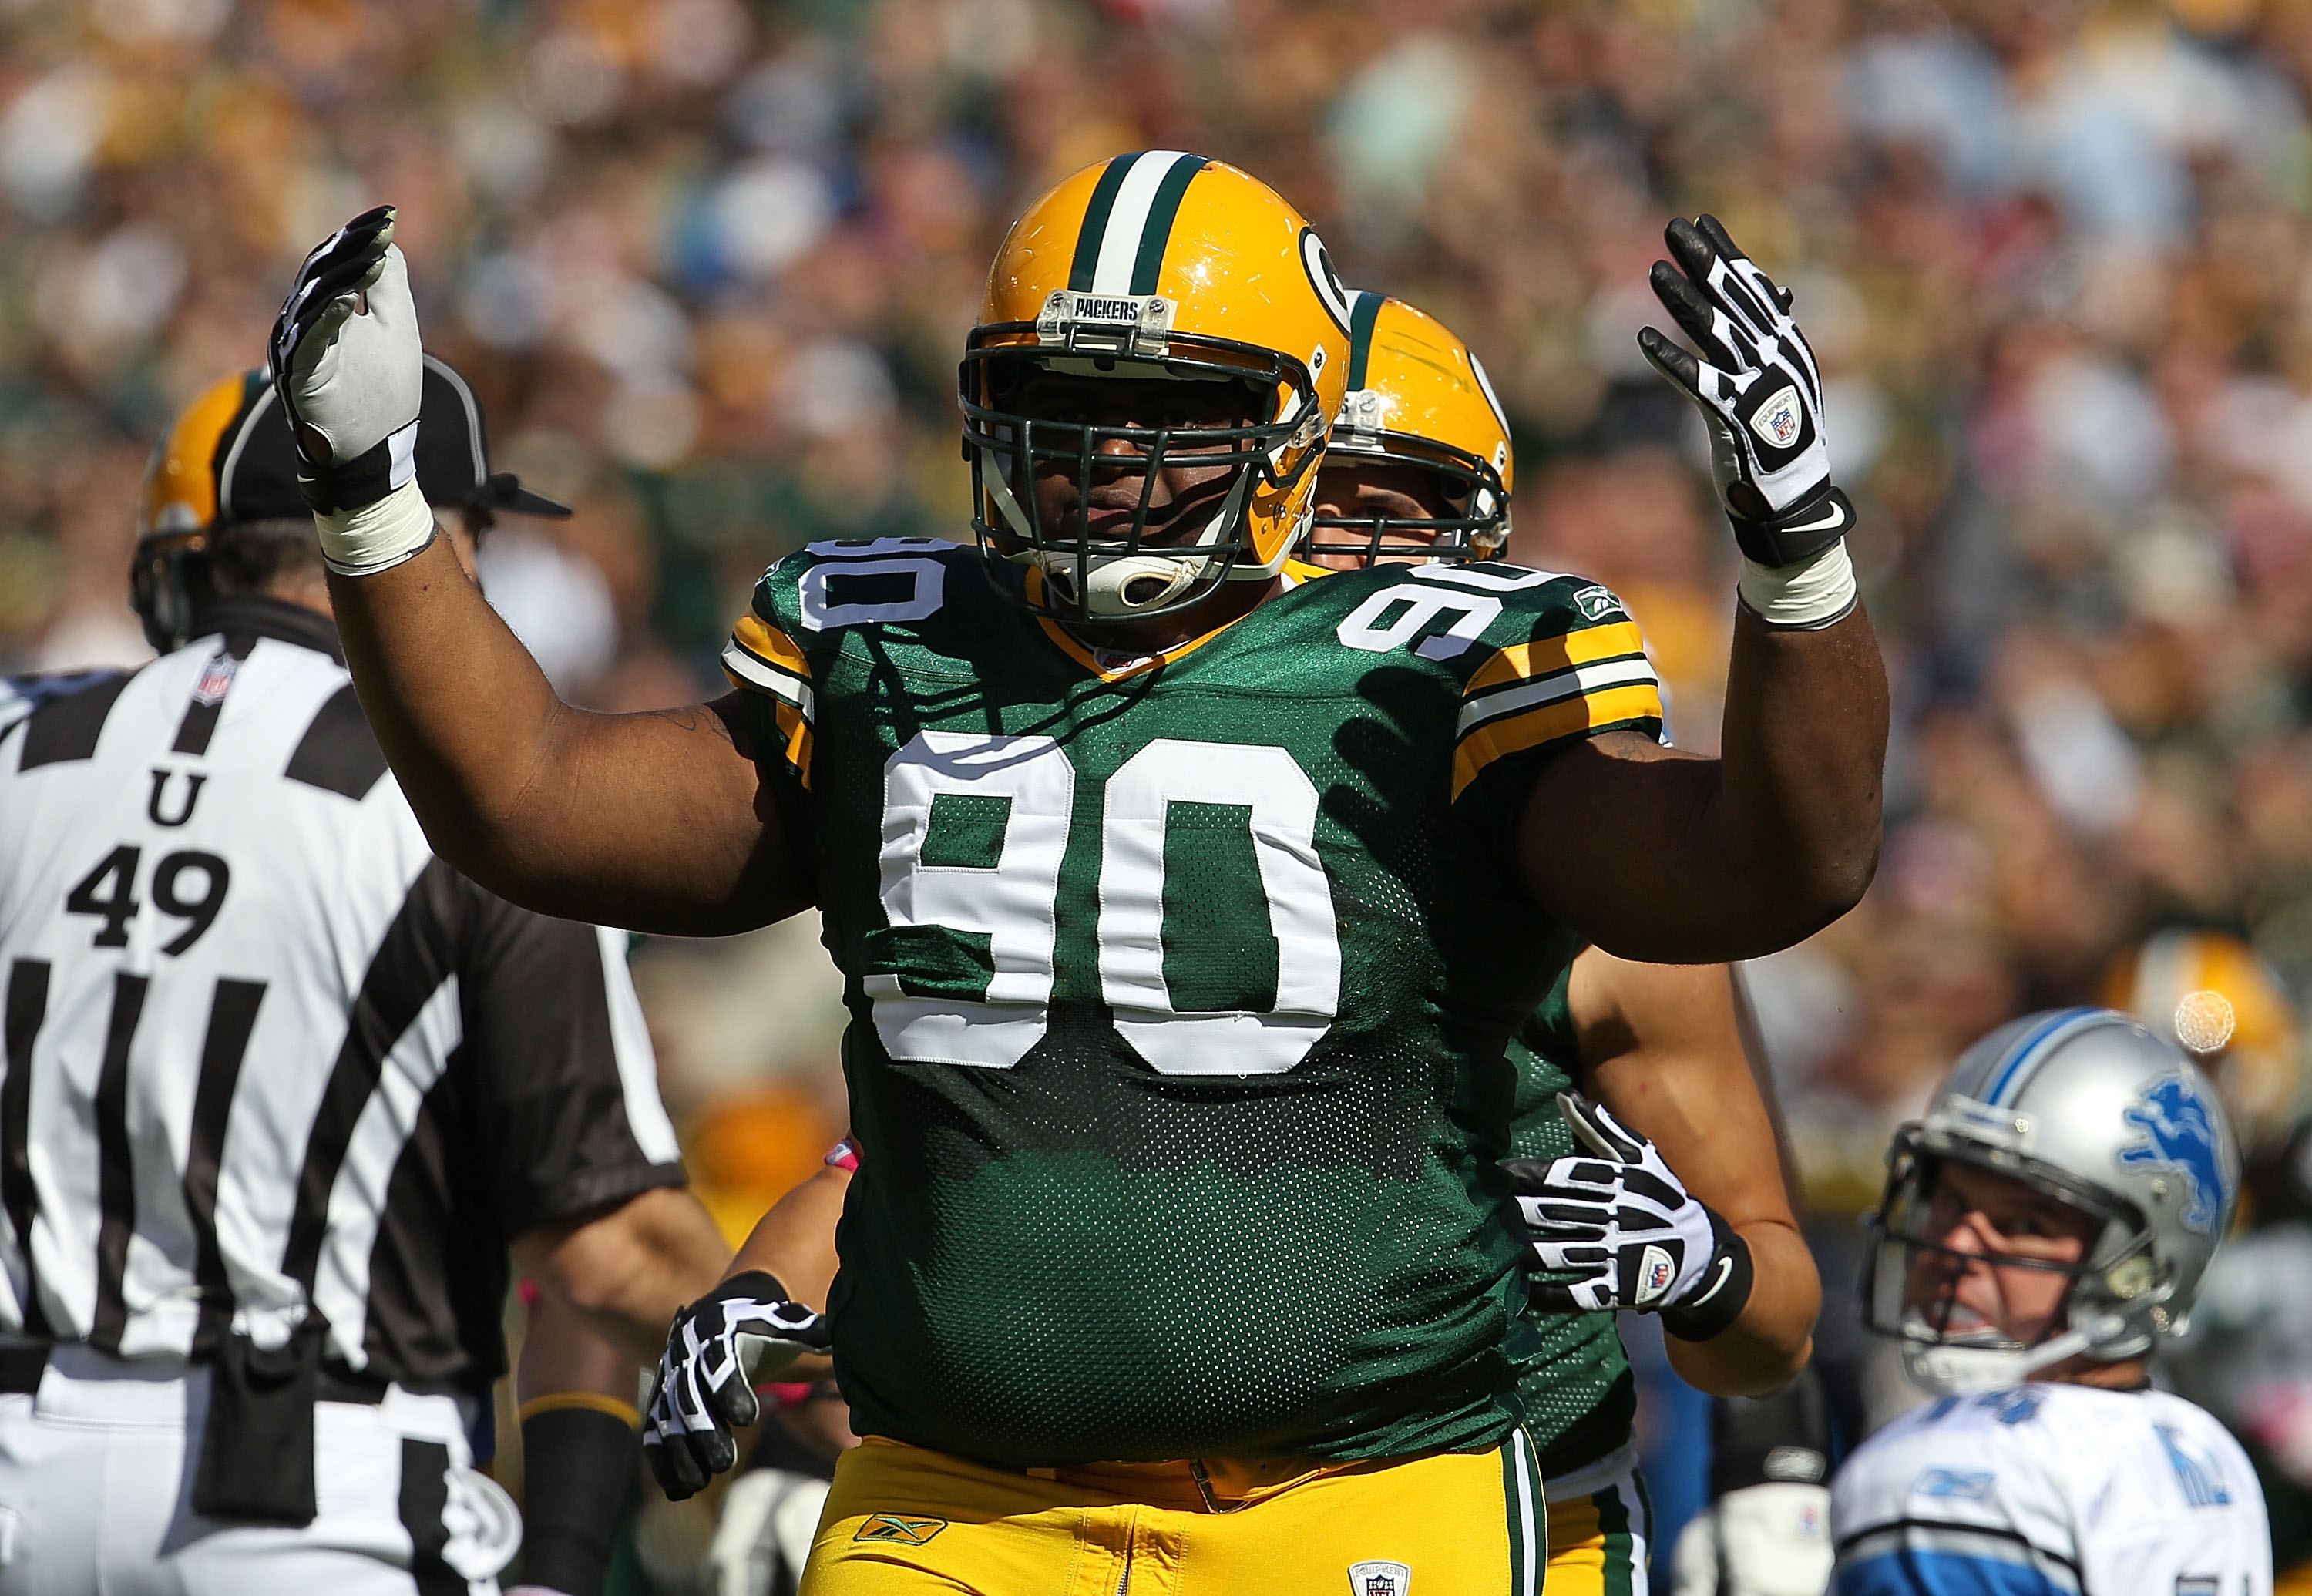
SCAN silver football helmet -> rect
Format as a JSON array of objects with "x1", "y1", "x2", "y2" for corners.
[{"x1": 1863, "y1": 1007, "x2": 2240, "y2": 1394}]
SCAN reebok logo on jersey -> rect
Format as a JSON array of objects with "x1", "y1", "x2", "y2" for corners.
[
  {"x1": 1636, "y1": 1245, "x2": 1675, "y2": 1304},
  {"x1": 1349, "y1": 1560, "x2": 1411, "y2": 1596},
  {"x1": 1749, "y1": 385, "x2": 1803, "y2": 449},
  {"x1": 1572, "y1": 585, "x2": 1623, "y2": 623},
  {"x1": 1913, "y1": 1468, "x2": 1994, "y2": 1500},
  {"x1": 855, "y1": 1514, "x2": 948, "y2": 1545}
]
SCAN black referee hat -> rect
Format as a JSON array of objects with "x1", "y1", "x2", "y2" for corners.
[{"x1": 141, "y1": 355, "x2": 570, "y2": 540}]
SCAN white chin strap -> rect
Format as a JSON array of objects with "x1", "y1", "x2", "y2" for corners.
[{"x1": 1898, "y1": 1310, "x2": 2131, "y2": 1396}]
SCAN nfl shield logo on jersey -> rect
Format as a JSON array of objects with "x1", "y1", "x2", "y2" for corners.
[
  {"x1": 1749, "y1": 385, "x2": 1804, "y2": 449},
  {"x1": 1349, "y1": 1561, "x2": 1411, "y2": 1596}
]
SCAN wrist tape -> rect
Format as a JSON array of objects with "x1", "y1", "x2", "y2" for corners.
[
  {"x1": 1661, "y1": 1209, "x2": 1755, "y2": 1342},
  {"x1": 1737, "y1": 539, "x2": 1856, "y2": 630},
  {"x1": 315, "y1": 477, "x2": 437, "y2": 577}
]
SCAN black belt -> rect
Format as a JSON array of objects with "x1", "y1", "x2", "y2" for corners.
[
  {"x1": 0, "y1": 1343, "x2": 42, "y2": 1394},
  {"x1": 0, "y1": 1345, "x2": 446, "y2": 1406}
]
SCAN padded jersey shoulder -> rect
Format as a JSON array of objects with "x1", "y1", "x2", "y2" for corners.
[{"x1": 1275, "y1": 559, "x2": 1665, "y2": 801}]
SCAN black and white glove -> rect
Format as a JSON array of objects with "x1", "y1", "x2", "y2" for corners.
[
  {"x1": 643, "y1": 1271, "x2": 832, "y2": 1501},
  {"x1": 1636, "y1": 216, "x2": 1853, "y2": 576},
  {"x1": 1506, "y1": 1092, "x2": 1754, "y2": 1340},
  {"x1": 269, "y1": 206, "x2": 435, "y2": 574}
]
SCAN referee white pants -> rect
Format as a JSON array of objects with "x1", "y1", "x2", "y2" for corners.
[{"x1": 0, "y1": 1345, "x2": 517, "y2": 1596}]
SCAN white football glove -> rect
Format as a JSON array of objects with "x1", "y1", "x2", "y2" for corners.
[
  {"x1": 1637, "y1": 215, "x2": 1853, "y2": 570},
  {"x1": 1506, "y1": 1092, "x2": 1754, "y2": 1339},
  {"x1": 643, "y1": 1271, "x2": 832, "y2": 1501}
]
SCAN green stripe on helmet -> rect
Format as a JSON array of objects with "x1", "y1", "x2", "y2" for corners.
[
  {"x1": 1068, "y1": 154, "x2": 1138, "y2": 293},
  {"x1": 1344, "y1": 291, "x2": 1386, "y2": 393},
  {"x1": 1127, "y1": 154, "x2": 1210, "y2": 297}
]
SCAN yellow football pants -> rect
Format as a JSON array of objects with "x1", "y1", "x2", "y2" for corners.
[
  {"x1": 799, "y1": 1430, "x2": 1547, "y2": 1595},
  {"x1": 1542, "y1": 1448, "x2": 1652, "y2": 1596}
]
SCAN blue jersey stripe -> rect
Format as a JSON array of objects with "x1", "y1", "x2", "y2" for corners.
[{"x1": 1840, "y1": 1551, "x2": 2070, "y2": 1596}]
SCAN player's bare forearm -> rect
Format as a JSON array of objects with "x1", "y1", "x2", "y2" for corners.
[
  {"x1": 1575, "y1": 955, "x2": 1819, "y2": 1395},
  {"x1": 516, "y1": 1186, "x2": 735, "y2": 1366},
  {"x1": 1519, "y1": 603, "x2": 1887, "y2": 962},
  {"x1": 728, "y1": 1161, "x2": 851, "y2": 1311},
  {"x1": 519, "y1": 1285, "x2": 641, "y2": 1411},
  {"x1": 328, "y1": 539, "x2": 808, "y2": 934}
]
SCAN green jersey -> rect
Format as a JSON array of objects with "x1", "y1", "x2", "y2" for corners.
[
  {"x1": 723, "y1": 539, "x2": 1662, "y2": 1467},
  {"x1": 1510, "y1": 969, "x2": 1638, "y2": 1480}
]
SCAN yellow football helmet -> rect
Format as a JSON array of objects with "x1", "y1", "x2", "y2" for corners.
[
  {"x1": 2105, "y1": 929, "x2": 2302, "y2": 1146},
  {"x1": 1309, "y1": 291, "x2": 1513, "y2": 567},
  {"x1": 961, "y1": 152, "x2": 1352, "y2": 620},
  {"x1": 132, "y1": 370, "x2": 277, "y2": 652}
]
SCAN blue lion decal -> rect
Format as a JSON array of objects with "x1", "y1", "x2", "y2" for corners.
[{"x1": 2119, "y1": 1077, "x2": 2227, "y2": 1235}]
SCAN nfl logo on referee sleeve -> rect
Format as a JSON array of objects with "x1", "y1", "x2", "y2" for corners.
[{"x1": 1349, "y1": 1560, "x2": 1410, "y2": 1596}]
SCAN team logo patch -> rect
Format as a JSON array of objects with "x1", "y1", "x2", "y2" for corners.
[
  {"x1": 2119, "y1": 1075, "x2": 2228, "y2": 1234},
  {"x1": 1914, "y1": 1468, "x2": 1994, "y2": 1500},
  {"x1": 1748, "y1": 385, "x2": 1804, "y2": 449},
  {"x1": 1571, "y1": 585, "x2": 1623, "y2": 623},
  {"x1": 1349, "y1": 1559, "x2": 1411, "y2": 1596},
  {"x1": 1636, "y1": 1244, "x2": 1676, "y2": 1304},
  {"x1": 855, "y1": 1514, "x2": 948, "y2": 1545}
]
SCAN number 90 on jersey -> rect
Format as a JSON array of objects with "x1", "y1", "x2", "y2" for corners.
[{"x1": 865, "y1": 731, "x2": 1342, "y2": 1077}]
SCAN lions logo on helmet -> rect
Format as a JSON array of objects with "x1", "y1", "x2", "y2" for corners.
[{"x1": 2119, "y1": 1077, "x2": 2228, "y2": 1235}]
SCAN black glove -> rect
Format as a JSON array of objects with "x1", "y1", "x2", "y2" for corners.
[
  {"x1": 642, "y1": 1272, "x2": 831, "y2": 1501},
  {"x1": 1637, "y1": 215, "x2": 1852, "y2": 569},
  {"x1": 1505, "y1": 1091, "x2": 1755, "y2": 1340}
]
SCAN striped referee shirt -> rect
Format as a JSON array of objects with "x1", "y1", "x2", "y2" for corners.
[{"x1": 0, "y1": 596, "x2": 683, "y2": 1389}]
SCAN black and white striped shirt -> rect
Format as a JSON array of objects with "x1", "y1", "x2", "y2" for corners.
[{"x1": 0, "y1": 597, "x2": 682, "y2": 1389}]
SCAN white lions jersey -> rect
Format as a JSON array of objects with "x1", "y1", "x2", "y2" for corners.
[{"x1": 1832, "y1": 1383, "x2": 2269, "y2": 1596}]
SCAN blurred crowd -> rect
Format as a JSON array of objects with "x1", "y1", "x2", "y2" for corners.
[{"x1": 8, "y1": 0, "x2": 2312, "y2": 1571}]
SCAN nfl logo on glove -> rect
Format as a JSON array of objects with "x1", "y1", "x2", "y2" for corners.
[{"x1": 1750, "y1": 386, "x2": 1803, "y2": 448}]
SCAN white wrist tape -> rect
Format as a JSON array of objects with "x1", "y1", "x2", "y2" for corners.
[
  {"x1": 315, "y1": 478, "x2": 438, "y2": 577},
  {"x1": 1737, "y1": 539, "x2": 1855, "y2": 629}
]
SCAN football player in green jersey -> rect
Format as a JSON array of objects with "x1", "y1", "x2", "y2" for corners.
[{"x1": 273, "y1": 154, "x2": 1884, "y2": 1596}]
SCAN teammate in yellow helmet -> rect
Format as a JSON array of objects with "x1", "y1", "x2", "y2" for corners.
[{"x1": 1304, "y1": 291, "x2": 1513, "y2": 569}]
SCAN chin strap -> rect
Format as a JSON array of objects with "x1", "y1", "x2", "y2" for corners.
[{"x1": 1900, "y1": 1309, "x2": 2132, "y2": 1396}]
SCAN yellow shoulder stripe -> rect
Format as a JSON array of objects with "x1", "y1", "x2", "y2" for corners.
[
  {"x1": 1465, "y1": 621, "x2": 1645, "y2": 697},
  {"x1": 1450, "y1": 681, "x2": 1664, "y2": 799},
  {"x1": 731, "y1": 612, "x2": 810, "y2": 678}
]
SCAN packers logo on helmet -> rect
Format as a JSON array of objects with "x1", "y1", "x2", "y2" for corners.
[
  {"x1": 960, "y1": 152, "x2": 1351, "y2": 621},
  {"x1": 1309, "y1": 291, "x2": 1513, "y2": 568}
]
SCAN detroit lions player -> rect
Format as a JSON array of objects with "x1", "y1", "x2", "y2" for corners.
[{"x1": 1831, "y1": 1009, "x2": 2270, "y2": 1596}]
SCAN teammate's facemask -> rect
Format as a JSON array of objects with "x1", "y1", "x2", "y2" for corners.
[
  {"x1": 1305, "y1": 292, "x2": 1512, "y2": 570},
  {"x1": 1862, "y1": 1136, "x2": 2158, "y2": 1394},
  {"x1": 962, "y1": 152, "x2": 1351, "y2": 623}
]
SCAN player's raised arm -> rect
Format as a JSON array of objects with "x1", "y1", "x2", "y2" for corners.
[
  {"x1": 269, "y1": 208, "x2": 805, "y2": 934},
  {"x1": 1521, "y1": 216, "x2": 1887, "y2": 963}
]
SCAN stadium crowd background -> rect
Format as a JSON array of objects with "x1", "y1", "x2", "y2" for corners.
[{"x1": 5, "y1": 0, "x2": 2312, "y2": 1581}]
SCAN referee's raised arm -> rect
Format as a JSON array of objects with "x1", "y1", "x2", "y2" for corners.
[{"x1": 274, "y1": 209, "x2": 805, "y2": 936}]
